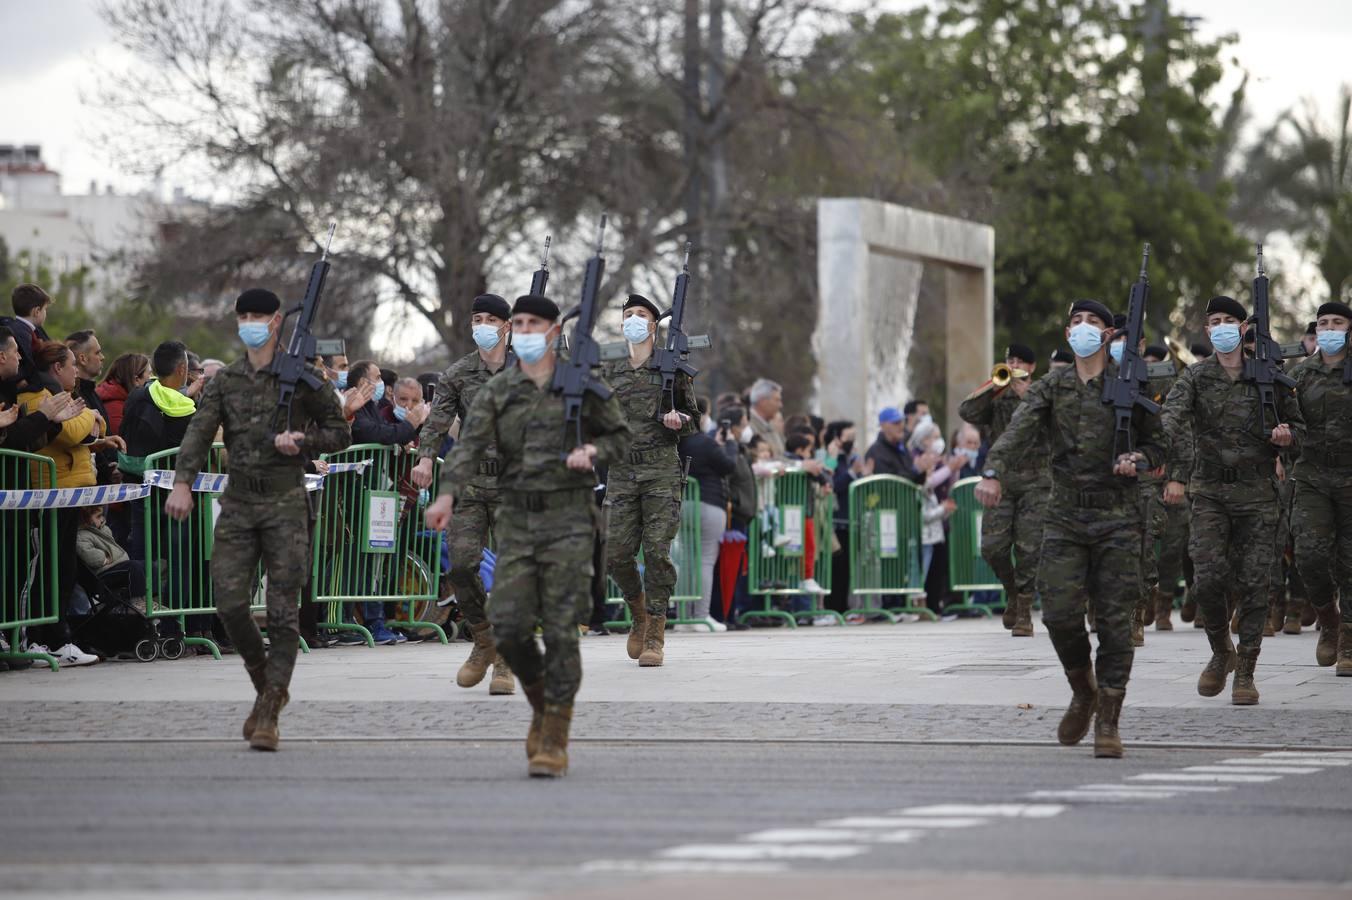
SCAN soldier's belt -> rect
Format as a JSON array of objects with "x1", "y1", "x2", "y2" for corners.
[
  {"x1": 1193, "y1": 460, "x2": 1274, "y2": 485},
  {"x1": 1303, "y1": 447, "x2": 1352, "y2": 469},
  {"x1": 1051, "y1": 486, "x2": 1127, "y2": 509},
  {"x1": 478, "y1": 458, "x2": 501, "y2": 477},
  {"x1": 626, "y1": 448, "x2": 672, "y2": 465},
  {"x1": 502, "y1": 487, "x2": 594, "y2": 512},
  {"x1": 228, "y1": 471, "x2": 305, "y2": 495}
]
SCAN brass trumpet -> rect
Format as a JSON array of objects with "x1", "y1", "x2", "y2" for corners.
[
  {"x1": 1165, "y1": 336, "x2": 1196, "y2": 370},
  {"x1": 992, "y1": 363, "x2": 1030, "y2": 387}
]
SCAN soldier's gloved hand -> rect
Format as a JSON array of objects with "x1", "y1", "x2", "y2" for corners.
[
  {"x1": 566, "y1": 444, "x2": 597, "y2": 472},
  {"x1": 975, "y1": 477, "x2": 1002, "y2": 508},
  {"x1": 1163, "y1": 480, "x2": 1187, "y2": 505},
  {"x1": 164, "y1": 483, "x2": 194, "y2": 521},
  {"x1": 1269, "y1": 424, "x2": 1293, "y2": 448},
  {"x1": 1113, "y1": 452, "x2": 1145, "y2": 477},
  {"x1": 662, "y1": 410, "x2": 686, "y2": 430},
  {"x1": 411, "y1": 457, "x2": 435, "y2": 489},
  {"x1": 274, "y1": 431, "x2": 306, "y2": 456},
  {"x1": 424, "y1": 494, "x2": 453, "y2": 531}
]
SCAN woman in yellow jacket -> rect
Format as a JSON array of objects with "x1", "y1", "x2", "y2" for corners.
[{"x1": 19, "y1": 340, "x2": 123, "y2": 666}]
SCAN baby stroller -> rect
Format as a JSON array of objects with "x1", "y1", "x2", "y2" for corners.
[{"x1": 69, "y1": 561, "x2": 183, "y2": 661}]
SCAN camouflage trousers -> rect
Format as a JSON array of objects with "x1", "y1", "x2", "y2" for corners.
[
  {"x1": 1271, "y1": 476, "x2": 1303, "y2": 608},
  {"x1": 1140, "y1": 481, "x2": 1187, "y2": 598},
  {"x1": 1036, "y1": 498, "x2": 1141, "y2": 691},
  {"x1": 1292, "y1": 466, "x2": 1352, "y2": 619},
  {"x1": 1188, "y1": 485, "x2": 1279, "y2": 653},
  {"x1": 490, "y1": 491, "x2": 597, "y2": 706},
  {"x1": 447, "y1": 483, "x2": 498, "y2": 627},
  {"x1": 212, "y1": 488, "x2": 309, "y2": 690},
  {"x1": 606, "y1": 478, "x2": 682, "y2": 616},
  {"x1": 980, "y1": 471, "x2": 1048, "y2": 599}
]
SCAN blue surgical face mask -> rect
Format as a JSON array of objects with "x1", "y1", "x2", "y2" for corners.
[
  {"x1": 336, "y1": 370, "x2": 348, "y2": 389},
  {"x1": 514, "y1": 331, "x2": 549, "y2": 364},
  {"x1": 1209, "y1": 323, "x2": 1242, "y2": 354},
  {"x1": 1316, "y1": 329, "x2": 1348, "y2": 356},
  {"x1": 1067, "y1": 322, "x2": 1105, "y2": 358},
  {"x1": 472, "y1": 324, "x2": 502, "y2": 351},
  {"x1": 372, "y1": 381, "x2": 385, "y2": 404},
  {"x1": 238, "y1": 322, "x2": 271, "y2": 349},
  {"x1": 623, "y1": 315, "x2": 651, "y2": 344},
  {"x1": 1109, "y1": 341, "x2": 1125, "y2": 364},
  {"x1": 958, "y1": 447, "x2": 980, "y2": 464},
  {"x1": 392, "y1": 404, "x2": 408, "y2": 421}
]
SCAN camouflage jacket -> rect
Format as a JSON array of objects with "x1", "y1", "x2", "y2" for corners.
[
  {"x1": 1289, "y1": 354, "x2": 1352, "y2": 472},
  {"x1": 957, "y1": 383, "x2": 1047, "y2": 477},
  {"x1": 600, "y1": 357, "x2": 699, "y2": 486},
  {"x1": 174, "y1": 357, "x2": 351, "y2": 494},
  {"x1": 418, "y1": 350, "x2": 514, "y2": 488},
  {"x1": 442, "y1": 365, "x2": 630, "y2": 499},
  {"x1": 1137, "y1": 371, "x2": 1178, "y2": 485},
  {"x1": 986, "y1": 362, "x2": 1167, "y2": 498},
  {"x1": 1161, "y1": 356, "x2": 1304, "y2": 494}
]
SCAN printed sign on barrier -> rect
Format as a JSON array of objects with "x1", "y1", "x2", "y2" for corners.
[
  {"x1": 878, "y1": 510, "x2": 899, "y2": 559},
  {"x1": 779, "y1": 505, "x2": 804, "y2": 555},
  {"x1": 363, "y1": 490, "x2": 399, "y2": 553}
]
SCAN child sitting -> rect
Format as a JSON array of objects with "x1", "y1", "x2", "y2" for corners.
[{"x1": 77, "y1": 506, "x2": 147, "y2": 611}]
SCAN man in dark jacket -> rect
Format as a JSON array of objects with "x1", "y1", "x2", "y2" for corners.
[
  {"x1": 0, "y1": 326, "x2": 82, "y2": 452},
  {"x1": 865, "y1": 407, "x2": 922, "y2": 482},
  {"x1": 66, "y1": 330, "x2": 123, "y2": 483}
]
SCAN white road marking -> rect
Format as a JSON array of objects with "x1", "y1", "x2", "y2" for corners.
[
  {"x1": 819, "y1": 817, "x2": 989, "y2": 829},
  {"x1": 1076, "y1": 783, "x2": 1232, "y2": 793},
  {"x1": 1128, "y1": 773, "x2": 1281, "y2": 783},
  {"x1": 1262, "y1": 751, "x2": 1352, "y2": 759},
  {"x1": 1242, "y1": 756, "x2": 1352, "y2": 766},
  {"x1": 661, "y1": 844, "x2": 866, "y2": 861},
  {"x1": 581, "y1": 860, "x2": 789, "y2": 874},
  {"x1": 898, "y1": 804, "x2": 1065, "y2": 818},
  {"x1": 1182, "y1": 765, "x2": 1320, "y2": 775},
  {"x1": 1026, "y1": 790, "x2": 1180, "y2": 801},
  {"x1": 744, "y1": 828, "x2": 920, "y2": 844}
]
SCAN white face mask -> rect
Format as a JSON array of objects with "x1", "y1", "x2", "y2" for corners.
[
  {"x1": 915, "y1": 413, "x2": 933, "y2": 431},
  {"x1": 740, "y1": 425, "x2": 754, "y2": 444},
  {"x1": 929, "y1": 437, "x2": 946, "y2": 455}
]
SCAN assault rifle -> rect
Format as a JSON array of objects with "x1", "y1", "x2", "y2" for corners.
[
  {"x1": 552, "y1": 216, "x2": 612, "y2": 450},
  {"x1": 1101, "y1": 243, "x2": 1160, "y2": 464},
  {"x1": 530, "y1": 235, "x2": 551, "y2": 296},
  {"x1": 272, "y1": 223, "x2": 335, "y2": 434},
  {"x1": 1242, "y1": 244, "x2": 1297, "y2": 432},
  {"x1": 650, "y1": 242, "x2": 710, "y2": 420}
]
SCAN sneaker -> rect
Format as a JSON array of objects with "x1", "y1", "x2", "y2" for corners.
[
  {"x1": 391, "y1": 629, "x2": 409, "y2": 644},
  {"x1": 703, "y1": 618, "x2": 728, "y2": 633},
  {"x1": 369, "y1": 623, "x2": 399, "y2": 645},
  {"x1": 335, "y1": 630, "x2": 366, "y2": 645},
  {"x1": 845, "y1": 613, "x2": 866, "y2": 625},
  {"x1": 812, "y1": 615, "x2": 836, "y2": 627},
  {"x1": 801, "y1": 578, "x2": 826, "y2": 594},
  {"x1": 53, "y1": 643, "x2": 100, "y2": 667},
  {"x1": 586, "y1": 625, "x2": 610, "y2": 636},
  {"x1": 672, "y1": 623, "x2": 699, "y2": 633}
]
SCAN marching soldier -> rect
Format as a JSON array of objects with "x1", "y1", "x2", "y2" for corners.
[
  {"x1": 411, "y1": 293, "x2": 517, "y2": 695},
  {"x1": 425, "y1": 294, "x2": 630, "y2": 777},
  {"x1": 1289, "y1": 301, "x2": 1352, "y2": 674},
  {"x1": 1140, "y1": 344, "x2": 1186, "y2": 632},
  {"x1": 166, "y1": 288, "x2": 351, "y2": 751},
  {"x1": 1161, "y1": 296, "x2": 1303, "y2": 705},
  {"x1": 603, "y1": 294, "x2": 700, "y2": 667},
  {"x1": 978, "y1": 300, "x2": 1166, "y2": 758},
  {"x1": 958, "y1": 342, "x2": 1047, "y2": 637}
]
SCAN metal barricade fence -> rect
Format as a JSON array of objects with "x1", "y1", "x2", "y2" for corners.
[
  {"x1": 310, "y1": 443, "x2": 451, "y2": 645},
  {"x1": 0, "y1": 449, "x2": 60, "y2": 670},
  {"x1": 945, "y1": 477, "x2": 1001, "y2": 617},
  {"x1": 847, "y1": 474, "x2": 935, "y2": 622},
  {"x1": 603, "y1": 477, "x2": 705, "y2": 629},
  {"x1": 745, "y1": 470, "x2": 845, "y2": 628}
]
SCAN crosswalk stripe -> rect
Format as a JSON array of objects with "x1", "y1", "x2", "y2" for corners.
[
  {"x1": 1129, "y1": 773, "x2": 1281, "y2": 783},
  {"x1": 1027, "y1": 790, "x2": 1179, "y2": 801},
  {"x1": 1182, "y1": 765, "x2": 1319, "y2": 775},
  {"x1": 581, "y1": 860, "x2": 788, "y2": 874},
  {"x1": 897, "y1": 804, "x2": 1065, "y2": 818},
  {"x1": 819, "y1": 817, "x2": 988, "y2": 829},
  {"x1": 1262, "y1": 751, "x2": 1352, "y2": 759},
  {"x1": 1245, "y1": 756, "x2": 1352, "y2": 766},
  {"x1": 744, "y1": 828, "x2": 919, "y2": 844},
  {"x1": 1076, "y1": 783, "x2": 1232, "y2": 792},
  {"x1": 661, "y1": 844, "x2": 866, "y2": 861}
]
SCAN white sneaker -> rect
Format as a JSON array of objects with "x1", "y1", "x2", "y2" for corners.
[
  {"x1": 53, "y1": 643, "x2": 100, "y2": 666},
  {"x1": 812, "y1": 615, "x2": 837, "y2": 627},
  {"x1": 703, "y1": 618, "x2": 728, "y2": 633},
  {"x1": 672, "y1": 623, "x2": 699, "y2": 633},
  {"x1": 801, "y1": 578, "x2": 826, "y2": 594}
]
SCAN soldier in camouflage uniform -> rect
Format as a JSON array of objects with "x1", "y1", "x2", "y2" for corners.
[
  {"x1": 1139, "y1": 344, "x2": 1187, "y2": 633},
  {"x1": 979, "y1": 300, "x2": 1166, "y2": 759},
  {"x1": 958, "y1": 342, "x2": 1047, "y2": 637},
  {"x1": 411, "y1": 293, "x2": 516, "y2": 695},
  {"x1": 603, "y1": 294, "x2": 700, "y2": 667},
  {"x1": 1289, "y1": 300, "x2": 1352, "y2": 674},
  {"x1": 166, "y1": 288, "x2": 351, "y2": 751},
  {"x1": 426, "y1": 294, "x2": 630, "y2": 777},
  {"x1": 1162, "y1": 296, "x2": 1302, "y2": 705}
]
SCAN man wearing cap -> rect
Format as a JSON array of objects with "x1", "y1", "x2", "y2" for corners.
[
  {"x1": 1289, "y1": 300, "x2": 1352, "y2": 674},
  {"x1": 959, "y1": 341, "x2": 1047, "y2": 637},
  {"x1": 1161, "y1": 295, "x2": 1303, "y2": 705},
  {"x1": 977, "y1": 299, "x2": 1166, "y2": 758},
  {"x1": 165, "y1": 288, "x2": 351, "y2": 751},
  {"x1": 425, "y1": 294, "x2": 629, "y2": 777},
  {"x1": 865, "y1": 406, "x2": 919, "y2": 481},
  {"x1": 1048, "y1": 348, "x2": 1074, "y2": 371},
  {"x1": 411, "y1": 293, "x2": 517, "y2": 694},
  {"x1": 1140, "y1": 343, "x2": 1187, "y2": 632},
  {"x1": 603, "y1": 293, "x2": 701, "y2": 667}
]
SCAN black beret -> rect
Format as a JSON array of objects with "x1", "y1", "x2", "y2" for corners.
[
  {"x1": 1068, "y1": 299, "x2": 1113, "y2": 326},
  {"x1": 1112, "y1": 313, "x2": 1128, "y2": 330},
  {"x1": 1005, "y1": 343, "x2": 1036, "y2": 366},
  {"x1": 1144, "y1": 344, "x2": 1168, "y2": 361},
  {"x1": 1306, "y1": 321, "x2": 1318, "y2": 335},
  {"x1": 1049, "y1": 348, "x2": 1075, "y2": 364},
  {"x1": 1206, "y1": 295, "x2": 1247, "y2": 321},
  {"x1": 472, "y1": 293, "x2": 511, "y2": 320},
  {"x1": 512, "y1": 294, "x2": 560, "y2": 321},
  {"x1": 236, "y1": 288, "x2": 281, "y2": 315},
  {"x1": 623, "y1": 293, "x2": 662, "y2": 319},
  {"x1": 1190, "y1": 342, "x2": 1213, "y2": 359},
  {"x1": 1317, "y1": 301, "x2": 1352, "y2": 320}
]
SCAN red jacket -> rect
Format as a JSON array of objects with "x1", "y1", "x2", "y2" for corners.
[{"x1": 96, "y1": 380, "x2": 130, "y2": 435}]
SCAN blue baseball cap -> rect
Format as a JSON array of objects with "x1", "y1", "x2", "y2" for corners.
[{"x1": 878, "y1": 406, "x2": 903, "y2": 425}]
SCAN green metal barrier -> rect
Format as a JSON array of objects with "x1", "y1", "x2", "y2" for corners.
[
  {"x1": 310, "y1": 443, "x2": 451, "y2": 645},
  {"x1": 745, "y1": 470, "x2": 845, "y2": 628},
  {"x1": 0, "y1": 449, "x2": 60, "y2": 670},
  {"x1": 847, "y1": 474, "x2": 935, "y2": 622},
  {"x1": 603, "y1": 477, "x2": 707, "y2": 629},
  {"x1": 945, "y1": 477, "x2": 1001, "y2": 617}
]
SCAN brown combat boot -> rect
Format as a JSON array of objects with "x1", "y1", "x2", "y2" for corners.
[
  {"x1": 625, "y1": 594, "x2": 647, "y2": 660},
  {"x1": 1058, "y1": 666, "x2": 1098, "y2": 746},
  {"x1": 1283, "y1": 601, "x2": 1303, "y2": 635},
  {"x1": 457, "y1": 622, "x2": 496, "y2": 688},
  {"x1": 242, "y1": 661, "x2": 267, "y2": 741},
  {"x1": 1314, "y1": 603, "x2": 1342, "y2": 667},
  {"x1": 249, "y1": 684, "x2": 288, "y2": 752},
  {"x1": 1301, "y1": 601, "x2": 1318, "y2": 627},
  {"x1": 1130, "y1": 599, "x2": 1146, "y2": 648},
  {"x1": 522, "y1": 679, "x2": 545, "y2": 758},
  {"x1": 489, "y1": 654, "x2": 516, "y2": 695},
  {"x1": 1197, "y1": 628, "x2": 1236, "y2": 697},
  {"x1": 1266, "y1": 600, "x2": 1283, "y2": 637},
  {"x1": 1011, "y1": 593, "x2": 1034, "y2": 637},
  {"x1": 638, "y1": 612, "x2": 667, "y2": 667},
  {"x1": 1231, "y1": 647, "x2": 1260, "y2": 706},
  {"x1": 1180, "y1": 594, "x2": 1196, "y2": 623},
  {"x1": 528, "y1": 703, "x2": 573, "y2": 778},
  {"x1": 1093, "y1": 687, "x2": 1125, "y2": 759},
  {"x1": 1001, "y1": 595, "x2": 1017, "y2": 630},
  {"x1": 1154, "y1": 589, "x2": 1174, "y2": 631},
  {"x1": 1143, "y1": 593, "x2": 1156, "y2": 627},
  {"x1": 1336, "y1": 624, "x2": 1352, "y2": 677}
]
